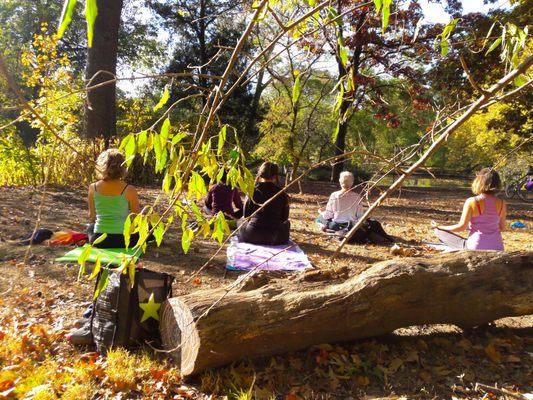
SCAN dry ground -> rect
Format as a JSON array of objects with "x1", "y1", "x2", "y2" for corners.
[{"x1": 0, "y1": 182, "x2": 531, "y2": 399}]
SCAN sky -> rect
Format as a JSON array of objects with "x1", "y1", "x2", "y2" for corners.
[{"x1": 419, "y1": 0, "x2": 506, "y2": 23}]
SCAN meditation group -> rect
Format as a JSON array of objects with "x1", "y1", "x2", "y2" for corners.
[{"x1": 67, "y1": 148, "x2": 509, "y2": 345}]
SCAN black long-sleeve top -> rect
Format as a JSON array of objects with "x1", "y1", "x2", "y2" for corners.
[{"x1": 243, "y1": 182, "x2": 289, "y2": 229}]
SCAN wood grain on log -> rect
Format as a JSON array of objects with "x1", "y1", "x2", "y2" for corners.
[{"x1": 160, "y1": 251, "x2": 533, "y2": 376}]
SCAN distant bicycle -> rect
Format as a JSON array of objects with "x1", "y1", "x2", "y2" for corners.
[{"x1": 504, "y1": 166, "x2": 533, "y2": 202}]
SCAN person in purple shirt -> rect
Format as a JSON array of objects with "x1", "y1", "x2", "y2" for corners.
[{"x1": 205, "y1": 172, "x2": 243, "y2": 219}]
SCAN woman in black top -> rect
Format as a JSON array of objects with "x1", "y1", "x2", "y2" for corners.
[{"x1": 238, "y1": 162, "x2": 290, "y2": 245}]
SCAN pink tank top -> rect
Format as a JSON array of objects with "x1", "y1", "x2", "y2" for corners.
[{"x1": 466, "y1": 194, "x2": 504, "y2": 251}]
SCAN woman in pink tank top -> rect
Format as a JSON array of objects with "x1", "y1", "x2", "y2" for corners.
[{"x1": 432, "y1": 168, "x2": 506, "y2": 251}]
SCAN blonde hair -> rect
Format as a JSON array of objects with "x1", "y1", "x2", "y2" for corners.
[
  {"x1": 471, "y1": 168, "x2": 501, "y2": 195},
  {"x1": 339, "y1": 171, "x2": 354, "y2": 190},
  {"x1": 96, "y1": 148, "x2": 127, "y2": 180}
]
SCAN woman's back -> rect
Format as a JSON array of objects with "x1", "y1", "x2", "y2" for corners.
[
  {"x1": 245, "y1": 181, "x2": 288, "y2": 228},
  {"x1": 467, "y1": 194, "x2": 504, "y2": 250},
  {"x1": 326, "y1": 190, "x2": 363, "y2": 223},
  {"x1": 93, "y1": 181, "x2": 130, "y2": 234}
]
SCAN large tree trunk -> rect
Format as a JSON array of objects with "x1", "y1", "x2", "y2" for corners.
[
  {"x1": 161, "y1": 251, "x2": 533, "y2": 376},
  {"x1": 85, "y1": 0, "x2": 124, "y2": 140}
]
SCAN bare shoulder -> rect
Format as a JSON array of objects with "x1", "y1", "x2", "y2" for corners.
[
  {"x1": 463, "y1": 196, "x2": 478, "y2": 210},
  {"x1": 125, "y1": 185, "x2": 139, "y2": 196},
  {"x1": 465, "y1": 196, "x2": 477, "y2": 204}
]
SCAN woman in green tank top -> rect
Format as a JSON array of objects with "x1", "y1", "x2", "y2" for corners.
[{"x1": 87, "y1": 149, "x2": 140, "y2": 248}]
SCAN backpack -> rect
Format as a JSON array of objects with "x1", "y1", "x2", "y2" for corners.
[
  {"x1": 91, "y1": 267, "x2": 174, "y2": 354},
  {"x1": 346, "y1": 219, "x2": 394, "y2": 245}
]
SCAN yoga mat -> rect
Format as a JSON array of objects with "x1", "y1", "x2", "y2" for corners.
[
  {"x1": 56, "y1": 245, "x2": 140, "y2": 266},
  {"x1": 226, "y1": 237, "x2": 312, "y2": 271}
]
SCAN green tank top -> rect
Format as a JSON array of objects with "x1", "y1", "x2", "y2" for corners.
[{"x1": 93, "y1": 186, "x2": 130, "y2": 234}]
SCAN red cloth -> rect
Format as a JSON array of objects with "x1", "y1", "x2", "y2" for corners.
[{"x1": 48, "y1": 231, "x2": 88, "y2": 246}]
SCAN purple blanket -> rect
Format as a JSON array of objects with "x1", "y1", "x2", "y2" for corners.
[{"x1": 226, "y1": 237, "x2": 313, "y2": 271}]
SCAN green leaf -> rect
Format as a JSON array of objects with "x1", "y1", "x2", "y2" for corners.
[
  {"x1": 181, "y1": 227, "x2": 194, "y2": 254},
  {"x1": 162, "y1": 172, "x2": 173, "y2": 194},
  {"x1": 93, "y1": 268, "x2": 109, "y2": 300},
  {"x1": 171, "y1": 131, "x2": 187, "y2": 145},
  {"x1": 332, "y1": 121, "x2": 340, "y2": 142},
  {"x1": 153, "y1": 134, "x2": 168, "y2": 173},
  {"x1": 483, "y1": 22, "x2": 497, "y2": 47},
  {"x1": 77, "y1": 244, "x2": 93, "y2": 280},
  {"x1": 138, "y1": 215, "x2": 150, "y2": 247},
  {"x1": 211, "y1": 212, "x2": 230, "y2": 244},
  {"x1": 88, "y1": 256, "x2": 101, "y2": 280},
  {"x1": 85, "y1": 0, "x2": 98, "y2": 48},
  {"x1": 120, "y1": 134, "x2": 136, "y2": 167},
  {"x1": 217, "y1": 125, "x2": 227, "y2": 156},
  {"x1": 160, "y1": 118, "x2": 171, "y2": 143},
  {"x1": 229, "y1": 148, "x2": 240, "y2": 163},
  {"x1": 381, "y1": 0, "x2": 392, "y2": 32},
  {"x1": 153, "y1": 222, "x2": 165, "y2": 247},
  {"x1": 513, "y1": 74, "x2": 527, "y2": 87},
  {"x1": 128, "y1": 262, "x2": 136, "y2": 288},
  {"x1": 374, "y1": 0, "x2": 383, "y2": 13},
  {"x1": 137, "y1": 130, "x2": 148, "y2": 153},
  {"x1": 216, "y1": 167, "x2": 225, "y2": 183},
  {"x1": 338, "y1": 41, "x2": 348, "y2": 67},
  {"x1": 243, "y1": 168, "x2": 255, "y2": 197},
  {"x1": 189, "y1": 171, "x2": 207, "y2": 200},
  {"x1": 308, "y1": 0, "x2": 317, "y2": 6},
  {"x1": 153, "y1": 86, "x2": 170, "y2": 112},
  {"x1": 440, "y1": 38, "x2": 450, "y2": 56},
  {"x1": 57, "y1": 0, "x2": 78, "y2": 38},
  {"x1": 123, "y1": 215, "x2": 132, "y2": 249},
  {"x1": 485, "y1": 37, "x2": 502, "y2": 55},
  {"x1": 92, "y1": 233, "x2": 108, "y2": 245},
  {"x1": 292, "y1": 75, "x2": 301, "y2": 105}
]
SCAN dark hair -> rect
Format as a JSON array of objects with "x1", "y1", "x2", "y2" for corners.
[
  {"x1": 256, "y1": 161, "x2": 279, "y2": 183},
  {"x1": 471, "y1": 168, "x2": 502, "y2": 195}
]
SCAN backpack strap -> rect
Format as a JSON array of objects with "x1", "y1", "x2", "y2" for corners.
[{"x1": 120, "y1": 184, "x2": 129, "y2": 195}]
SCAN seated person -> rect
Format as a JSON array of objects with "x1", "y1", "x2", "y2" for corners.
[
  {"x1": 318, "y1": 171, "x2": 363, "y2": 231},
  {"x1": 432, "y1": 168, "x2": 506, "y2": 251},
  {"x1": 238, "y1": 162, "x2": 290, "y2": 246},
  {"x1": 87, "y1": 149, "x2": 140, "y2": 248},
  {"x1": 527, "y1": 165, "x2": 533, "y2": 191},
  {"x1": 204, "y1": 172, "x2": 243, "y2": 219}
]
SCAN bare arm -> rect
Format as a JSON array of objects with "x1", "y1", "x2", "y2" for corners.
[
  {"x1": 436, "y1": 198, "x2": 473, "y2": 232},
  {"x1": 126, "y1": 186, "x2": 140, "y2": 214},
  {"x1": 88, "y1": 184, "x2": 96, "y2": 223},
  {"x1": 499, "y1": 200, "x2": 507, "y2": 232}
]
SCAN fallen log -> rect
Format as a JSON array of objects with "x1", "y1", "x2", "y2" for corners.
[{"x1": 160, "y1": 251, "x2": 533, "y2": 376}]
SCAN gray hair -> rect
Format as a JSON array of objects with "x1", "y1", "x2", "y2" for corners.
[{"x1": 339, "y1": 171, "x2": 354, "y2": 190}]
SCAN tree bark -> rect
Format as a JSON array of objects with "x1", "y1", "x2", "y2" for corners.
[
  {"x1": 160, "y1": 251, "x2": 533, "y2": 376},
  {"x1": 84, "y1": 0, "x2": 124, "y2": 140}
]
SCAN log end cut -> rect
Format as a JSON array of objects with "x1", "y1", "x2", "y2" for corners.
[{"x1": 160, "y1": 298, "x2": 200, "y2": 376}]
